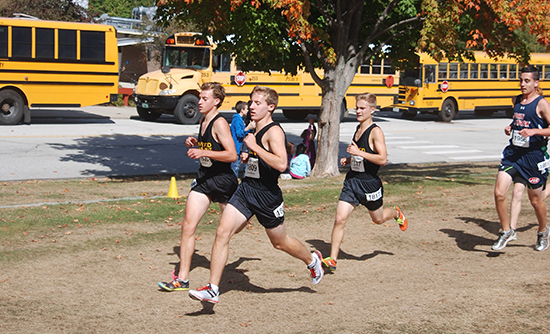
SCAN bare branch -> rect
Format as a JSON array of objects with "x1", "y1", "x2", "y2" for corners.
[{"x1": 359, "y1": 16, "x2": 423, "y2": 53}]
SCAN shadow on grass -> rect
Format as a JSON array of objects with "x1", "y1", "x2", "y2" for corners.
[{"x1": 439, "y1": 216, "x2": 537, "y2": 257}]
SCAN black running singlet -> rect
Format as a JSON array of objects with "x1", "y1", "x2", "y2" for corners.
[
  {"x1": 347, "y1": 123, "x2": 380, "y2": 179},
  {"x1": 243, "y1": 122, "x2": 284, "y2": 190},
  {"x1": 196, "y1": 114, "x2": 233, "y2": 180}
]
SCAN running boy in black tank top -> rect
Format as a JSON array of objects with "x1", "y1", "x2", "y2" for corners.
[
  {"x1": 321, "y1": 93, "x2": 408, "y2": 272},
  {"x1": 189, "y1": 86, "x2": 324, "y2": 304},
  {"x1": 158, "y1": 82, "x2": 238, "y2": 292}
]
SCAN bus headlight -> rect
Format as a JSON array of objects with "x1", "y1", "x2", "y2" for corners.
[
  {"x1": 409, "y1": 100, "x2": 415, "y2": 106},
  {"x1": 159, "y1": 89, "x2": 177, "y2": 96}
]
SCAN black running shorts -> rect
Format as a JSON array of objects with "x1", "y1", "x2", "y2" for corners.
[
  {"x1": 191, "y1": 172, "x2": 238, "y2": 203},
  {"x1": 229, "y1": 181, "x2": 285, "y2": 229},
  {"x1": 339, "y1": 176, "x2": 384, "y2": 211}
]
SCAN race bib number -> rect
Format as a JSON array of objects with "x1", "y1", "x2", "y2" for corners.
[
  {"x1": 190, "y1": 179, "x2": 197, "y2": 189},
  {"x1": 512, "y1": 130, "x2": 530, "y2": 148},
  {"x1": 273, "y1": 202, "x2": 285, "y2": 218},
  {"x1": 245, "y1": 157, "x2": 260, "y2": 178},
  {"x1": 365, "y1": 188, "x2": 382, "y2": 202},
  {"x1": 200, "y1": 157, "x2": 213, "y2": 168},
  {"x1": 538, "y1": 159, "x2": 550, "y2": 172},
  {"x1": 351, "y1": 155, "x2": 365, "y2": 172}
]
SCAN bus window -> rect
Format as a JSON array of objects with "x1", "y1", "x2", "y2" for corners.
[
  {"x1": 164, "y1": 47, "x2": 210, "y2": 69},
  {"x1": 360, "y1": 64, "x2": 370, "y2": 74},
  {"x1": 383, "y1": 59, "x2": 396, "y2": 74},
  {"x1": 480, "y1": 64, "x2": 488, "y2": 78},
  {"x1": 58, "y1": 29, "x2": 77, "y2": 60},
  {"x1": 0, "y1": 26, "x2": 7, "y2": 58},
  {"x1": 499, "y1": 64, "x2": 508, "y2": 79},
  {"x1": 545, "y1": 65, "x2": 550, "y2": 79},
  {"x1": 460, "y1": 63, "x2": 468, "y2": 79},
  {"x1": 425, "y1": 65, "x2": 436, "y2": 83},
  {"x1": 438, "y1": 63, "x2": 447, "y2": 80},
  {"x1": 449, "y1": 63, "x2": 458, "y2": 79},
  {"x1": 12, "y1": 26, "x2": 31, "y2": 58},
  {"x1": 36, "y1": 28, "x2": 54, "y2": 59},
  {"x1": 81, "y1": 31, "x2": 105, "y2": 62},
  {"x1": 490, "y1": 64, "x2": 498, "y2": 79},
  {"x1": 372, "y1": 59, "x2": 382, "y2": 74},
  {"x1": 213, "y1": 53, "x2": 231, "y2": 72},
  {"x1": 509, "y1": 64, "x2": 517, "y2": 79},
  {"x1": 470, "y1": 63, "x2": 478, "y2": 79}
]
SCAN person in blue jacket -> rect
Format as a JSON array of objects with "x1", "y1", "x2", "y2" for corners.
[
  {"x1": 289, "y1": 143, "x2": 311, "y2": 179},
  {"x1": 230, "y1": 101, "x2": 255, "y2": 177}
]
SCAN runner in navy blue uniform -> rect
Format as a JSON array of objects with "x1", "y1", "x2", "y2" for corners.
[
  {"x1": 188, "y1": 86, "x2": 323, "y2": 304},
  {"x1": 493, "y1": 65, "x2": 550, "y2": 251},
  {"x1": 321, "y1": 93, "x2": 408, "y2": 272},
  {"x1": 158, "y1": 82, "x2": 238, "y2": 291}
]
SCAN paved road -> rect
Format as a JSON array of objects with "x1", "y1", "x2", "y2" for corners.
[{"x1": 0, "y1": 106, "x2": 511, "y2": 181}]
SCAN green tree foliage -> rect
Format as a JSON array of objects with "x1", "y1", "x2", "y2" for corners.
[
  {"x1": 0, "y1": 0, "x2": 89, "y2": 21},
  {"x1": 88, "y1": 0, "x2": 156, "y2": 18},
  {"x1": 156, "y1": 0, "x2": 550, "y2": 176}
]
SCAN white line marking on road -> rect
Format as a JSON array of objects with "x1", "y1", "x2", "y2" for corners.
[
  {"x1": 399, "y1": 145, "x2": 459, "y2": 149},
  {"x1": 424, "y1": 150, "x2": 482, "y2": 154},
  {"x1": 449, "y1": 156, "x2": 501, "y2": 161}
]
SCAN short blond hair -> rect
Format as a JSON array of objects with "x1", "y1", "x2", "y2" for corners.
[
  {"x1": 356, "y1": 93, "x2": 377, "y2": 106},
  {"x1": 201, "y1": 82, "x2": 225, "y2": 108},
  {"x1": 251, "y1": 85, "x2": 279, "y2": 108}
]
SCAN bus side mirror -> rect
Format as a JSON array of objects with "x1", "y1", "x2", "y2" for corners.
[
  {"x1": 414, "y1": 79, "x2": 421, "y2": 87},
  {"x1": 161, "y1": 66, "x2": 171, "y2": 74}
]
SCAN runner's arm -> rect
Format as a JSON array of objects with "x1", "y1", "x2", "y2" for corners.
[
  {"x1": 244, "y1": 126, "x2": 288, "y2": 172},
  {"x1": 187, "y1": 118, "x2": 238, "y2": 162}
]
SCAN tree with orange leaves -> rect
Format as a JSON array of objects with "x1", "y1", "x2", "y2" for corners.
[{"x1": 156, "y1": 0, "x2": 550, "y2": 177}]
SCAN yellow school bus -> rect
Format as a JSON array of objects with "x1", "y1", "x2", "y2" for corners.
[
  {"x1": 394, "y1": 51, "x2": 550, "y2": 121},
  {"x1": 0, "y1": 17, "x2": 119, "y2": 125},
  {"x1": 134, "y1": 32, "x2": 399, "y2": 124}
]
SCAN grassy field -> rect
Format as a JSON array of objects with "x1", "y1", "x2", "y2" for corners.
[{"x1": 4, "y1": 162, "x2": 550, "y2": 333}]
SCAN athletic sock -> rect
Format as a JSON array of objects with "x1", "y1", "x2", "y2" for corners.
[
  {"x1": 307, "y1": 257, "x2": 316, "y2": 269},
  {"x1": 209, "y1": 283, "x2": 219, "y2": 294}
]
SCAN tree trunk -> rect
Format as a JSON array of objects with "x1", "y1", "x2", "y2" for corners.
[{"x1": 311, "y1": 64, "x2": 352, "y2": 177}]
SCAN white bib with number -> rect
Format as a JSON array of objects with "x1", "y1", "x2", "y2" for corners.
[
  {"x1": 273, "y1": 202, "x2": 285, "y2": 218},
  {"x1": 365, "y1": 188, "x2": 382, "y2": 202},
  {"x1": 351, "y1": 155, "x2": 365, "y2": 172},
  {"x1": 200, "y1": 157, "x2": 213, "y2": 168},
  {"x1": 245, "y1": 157, "x2": 260, "y2": 178},
  {"x1": 512, "y1": 130, "x2": 530, "y2": 148}
]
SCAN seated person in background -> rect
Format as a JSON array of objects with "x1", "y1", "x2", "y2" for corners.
[{"x1": 289, "y1": 143, "x2": 311, "y2": 179}]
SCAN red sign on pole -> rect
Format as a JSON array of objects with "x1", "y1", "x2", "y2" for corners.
[
  {"x1": 440, "y1": 80, "x2": 449, "y2": 92},
  {"x1": 385, "y1": 75, "x2": 394, "y2": 88},
  {"x1": 234, "y1": 71, "x2": 246, "y2": 87}
]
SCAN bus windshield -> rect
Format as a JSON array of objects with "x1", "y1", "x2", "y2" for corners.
[
  {"x1": 400, "y1": 67, "x2": 422, "y2": 87},
  {"x1": 164, "y1": 46, "x2": 210, "y2": 70}
]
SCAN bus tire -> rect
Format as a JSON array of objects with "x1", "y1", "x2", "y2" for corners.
[
  {"x1": 438, "y1": 99, "x2": 456, "y2": 122},
  {"x1": 137, "y1": 107, "x2": 162, "y2": 121},
  {"x1": 174, "y1": 94, "x2": 200, "y2": 124},
  {"x1": 282, "y1": 109, "x2": 309, "y2": 121},
  {"x1": 0, "y1": 89, "x2": 25, "y2": 125}
]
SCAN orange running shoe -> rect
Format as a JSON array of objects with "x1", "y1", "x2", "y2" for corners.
[
  {"x1": 395, "y1": 205, "x2": 408, "y2": 231},
  {"x1": 321, "y1": 257, "x2": 337, "y2": 271}
]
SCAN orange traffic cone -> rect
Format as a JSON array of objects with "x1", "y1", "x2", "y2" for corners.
[{"x1": 167, "y1": 176, "x2": 180, "y2": 198}]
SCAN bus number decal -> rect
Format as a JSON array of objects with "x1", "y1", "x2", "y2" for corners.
[{"x1": 201, "y1": 72, "x2": 210, "y2": 78}]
